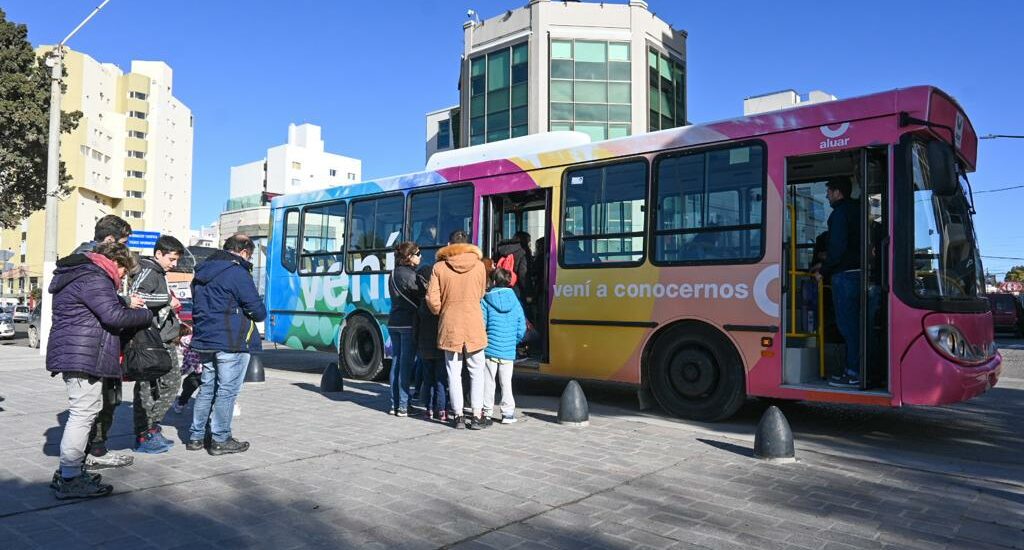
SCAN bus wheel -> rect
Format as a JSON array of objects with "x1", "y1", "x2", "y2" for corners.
[
  {"x1": 649, "y1": 323, "x2": 745, "y2": 421},
  {"x1": 339, "y1": 315, "x2": 384, "y2": 380}
]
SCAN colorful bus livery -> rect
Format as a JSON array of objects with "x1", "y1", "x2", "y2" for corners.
[{"x1": 265, "y1": 85, "x2": 1001, "y2": 421}]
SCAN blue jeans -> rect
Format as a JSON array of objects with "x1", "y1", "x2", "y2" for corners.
[
  {"x1": 389, "y1": 328, "x2": 414, "y2": 411},
  {"x1": 831, "y1": 271, "x2": 861, "y2": 378},
  {"x1": 189, "y1": 352, "x2": 249, "y2": 443},
  {"x1": 421, "y1": 357, "x2": 447, "y2": 415}
]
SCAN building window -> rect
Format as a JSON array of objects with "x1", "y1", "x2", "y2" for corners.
[
  {"x1": 126, "y1": 190, "x2": 145, "y2": 198},
  {"x1": 549, "y1": 40, "x2": 632, "y2": 142},
  {"x1": 300, "y1": 202, "x2": 346, "y2": 275},
  {"x1": 648, "y1": 48, "x2": 686, "y2": 132},
  {"x1": 129, "y1": 91, "x2": 148, "y2": 100},
  {"x1": 437, "y1": 119, "x2": 451, "y2": 149},
  {"x1": 347, "y1": 172, "x2": 356, "y2": 181},
  {"x1": 346, "y1": 195, "x2": 404, "y2": 273},
  {"x1": 128, "y1": 130, "x2": 147, "y2": 139},
  {"x1": 128, "y1": 150, "x2": 145, "y2": 159},
  {"x1": 469, "y1": 42, "x2": 528, "y2": 146},
  {"x1": 329, "y1": 169, "x2": 337, "y2": 177},
  {"x1": 123, "y1": 210, "x2": 143, "y2": 219},
  {"x1": 126, "y1": 170, "x2": 144, "y2": 178},
  {"x1": 408, "y1": 185, "x2": 474, "y2": 266},
  {"x1": 653, "y1": 144, "x2": 764, "y2": 264},
  {"x1": 129, "y1": 111, "x2": 147, "y2": 120},
  {"x1": 291, "y1": 161, "x2": 302, "y2": 170},
  {"x1": 561, "y1": 159, "x2": 648, "y2": 267}
]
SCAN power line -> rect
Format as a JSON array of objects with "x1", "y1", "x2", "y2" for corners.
[
  {"x1": 973, "y1": 184, "x2": 1024, "y2": 195},
  {"x1": 982, "y1": 255, "x2": 1024, "y2": 261},
  {"x1": 980, "y1": 134, "x2": 1024, "y2": 139}
]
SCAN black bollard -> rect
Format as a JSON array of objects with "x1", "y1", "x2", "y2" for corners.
[
  {"x1": 320, "y1": 362, "x2": 344, "y2": 393},
  {"x1": 753, "y1": 405, "x2": 796, "y2": 463},
  {"x1": 244, "y1": 354, "x2": 266, "y2": 383},
  {"x1": 557, "y1": 380, "x2": 589, "y2": 426}
]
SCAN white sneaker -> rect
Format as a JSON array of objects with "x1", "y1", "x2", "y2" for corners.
[
  {"x1": 502, "y1": 415, "x2": 518, "y2": 424},
  {"x1": 233, "y1": 403, "x2": 241, "y2": 417},
  {"x1": 85, "y1": 450, "x2": 134, "y2": 469}
]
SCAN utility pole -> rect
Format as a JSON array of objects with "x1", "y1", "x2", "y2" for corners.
[{"x1": 39, "y1": 0, "x2": 112, "y2": 355}]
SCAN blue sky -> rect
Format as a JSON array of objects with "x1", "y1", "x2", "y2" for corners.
[{"x1": 5, "y1": 1, "x2": 1023, "y2": 278}]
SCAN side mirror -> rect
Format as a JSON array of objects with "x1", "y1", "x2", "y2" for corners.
[{"x1": 927, "y1": 140, "x2": 958, "y2": 196}]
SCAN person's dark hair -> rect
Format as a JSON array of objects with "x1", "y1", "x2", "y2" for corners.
[
  {"x1": 827, "y1": 177, "x2": 853, "y2": 199},
  {"x1": 395, "y1": 241, "x2": 420, "y2": 266},
  {"x1": 154, "y1": 235, "x2": 185, "y2": 256},
  {"x1": 490, "y1": 267, "x2": 513, "y2": 288},
  {"x1": 513, "y1": 231, "x2": 531, "y2": 250},
  {"x1": 93, "y1": 215, "x2": 132, "y2": 242},
  {"x1": 223, "y1": 234, "x2": 255, "y2": 255},
  {"x1": 448, "y1": 229, "x2": 469, "y2": 244},
  {"x1": 93, "y1": 242, "x2": 136, "y2": 273}
]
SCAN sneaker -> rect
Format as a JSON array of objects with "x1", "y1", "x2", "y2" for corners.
[
  {"x1": 208, "y1": 437, "x2": 250, "y2": 456},
  {"x1": 395, "y1": 409, "x2": 408, "y2": 417},
  {"x1": 233, "y1": 403, "x2": 241, "y2": 417},
  {"x1": 150, "y1": 429, "x2": 175, "y2": 449},
  {"x1": 483, "y1": 416, "x2": 493, "y2": 428},
  {"x1": 436, "y1": 410, "x2": 448, "y2": 423},
  {"x1": 185, "y1": 440, "x2": 205, "y2": 451},
  {"x1": 54, "y1": 474, "x2": 113, "y2": 500},
  {"x1": 135, "y1": 433, "x2": 171, "y2": 454},
  {"x1": 468, "y1": 416, "x2": 487, "y2": 430},
  {"x1": 50, "y1": 470, "x2": 101, "y2": 490},
  {"x1": 171, "y1": 401, "x2": 184, "y2": 414},
  {"x1": 502, "y1": 414, "x2": 518, "y2": 424},
  {"x1": 452, "y1": 415, "x2": 466, "y2": 429},
  {"x1": 828, "y1": 375, "x2": 861, "y2": 389},
  {"x1": 85, "y1": 450, "x2": 134, "y2": 469}
]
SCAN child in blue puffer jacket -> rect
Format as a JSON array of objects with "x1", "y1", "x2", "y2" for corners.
[{"x1": 480, "y1": 267, "x2": 526, "y2": 424}]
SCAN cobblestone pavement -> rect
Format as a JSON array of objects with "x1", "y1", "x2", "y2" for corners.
[{"x1": 0, "y1": 344, "x2": 1022, "y2": 549}]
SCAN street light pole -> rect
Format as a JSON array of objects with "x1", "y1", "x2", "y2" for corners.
[{"x1": 40, "y1": 0, "x2": 112, "y2": 356}]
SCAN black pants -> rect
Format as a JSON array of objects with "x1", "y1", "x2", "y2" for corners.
[
  {"x1": 86, "y1": 378, "x2": 121, "y2": 456},
  {"x1": 178, "y1": 372, "x2": 201, "y2": 405}
]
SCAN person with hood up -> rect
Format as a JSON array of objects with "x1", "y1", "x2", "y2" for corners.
[
  {"x1": 47, "y1": 242, "x2": 152, "y2": 499},
  {"x1": 480, "y1": 267, "x2": 527, "y2": 425},
  {"x1": 426, "y1": 230, "x2": 488, "y2": 429},
  {"x1": 187, "y1": 235, "x2": 266, "y2": 455},
  {"x1": 493, "y1": 231, "x2": 531, "y2": 300}
]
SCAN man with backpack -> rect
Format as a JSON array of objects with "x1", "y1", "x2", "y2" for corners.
[
  {"x1": 128, "y1": 235, "x2": 186, "y2": 453},
  {"x1": 187, "y1": 235, "x2": 266, "y2": 455},
  {"x1": 494, "y1": 231, "x2": 531, "y2": 300}
]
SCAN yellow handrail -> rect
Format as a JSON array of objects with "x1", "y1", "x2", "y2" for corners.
[{"x1": 786, "y1": 204, "x2": 826, "y2": 377}]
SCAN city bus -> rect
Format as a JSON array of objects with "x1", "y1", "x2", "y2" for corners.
[{"x1": 264, "y1": 85, "x2": 1000, "y2": 421}]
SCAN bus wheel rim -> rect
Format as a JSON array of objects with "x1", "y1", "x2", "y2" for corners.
[{"x1": 668, "y1": 348, "x2": 718, "y2": 399}]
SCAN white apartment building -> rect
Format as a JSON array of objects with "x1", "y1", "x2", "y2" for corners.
[{"x1": 743, "y1": 90, "x2": 838, "y2": 116}]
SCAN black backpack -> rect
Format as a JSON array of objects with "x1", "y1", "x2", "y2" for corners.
[{"x1": 122, "y1": 325, "x2": 173, "y2": 381}]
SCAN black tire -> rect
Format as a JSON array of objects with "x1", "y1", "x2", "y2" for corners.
[
  {"x1": 648, "y1": 322, "x2": 746, "y2": 421},
  {"x1": 28, "y1": 325, "x2": 40, "y2": 349},
  {"x1": 339, "y1": 314, "x2": 385, "y2": 380}
]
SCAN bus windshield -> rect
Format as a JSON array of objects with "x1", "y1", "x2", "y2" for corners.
[{"x1": 910, "y1": 140, "x2": 984, "y2": 300}]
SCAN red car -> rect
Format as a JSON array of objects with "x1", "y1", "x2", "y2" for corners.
[{"x1": 987, "y1": 294, "x2": 1024, "y2": 337}]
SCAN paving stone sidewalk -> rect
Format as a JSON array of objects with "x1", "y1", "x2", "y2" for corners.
[{"x1": 0, "y1": 346, "x2": 1021, "y2": 549}]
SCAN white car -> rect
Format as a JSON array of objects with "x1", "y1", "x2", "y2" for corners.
[
  {"x1": 12, "y1": 305, "x2": 29, "y2": 322},
  {"x1": 0, "y1": 313, "x2": 14, "y2": 340}
]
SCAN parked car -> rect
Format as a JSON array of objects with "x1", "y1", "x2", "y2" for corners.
[
  {"x1": 12, "y1": 305, "x2": 30, "y2": 322},
  {"x1": 27, "y1": 304, "x2": 41, "y2": 348},
  {"x1": 0, "y1": 311, "x2": 15, "y2": 340},
  {"x1": 987, "y1": 294, "x2": 1024, "y2": 337},
  {"x1": 177, "y1": 298, "x2": 193, "y2": 324}
]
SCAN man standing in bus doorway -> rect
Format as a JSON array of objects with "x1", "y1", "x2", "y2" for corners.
[
  {"x1": 815, "y1": 177, "x2": 862, "y2": 389},
  {"x1": 426, "y1": 230, "x2": 488, "y2": 430},
  {"x1": 187, "y1": 235, "x2": 266, "y2": 455}
]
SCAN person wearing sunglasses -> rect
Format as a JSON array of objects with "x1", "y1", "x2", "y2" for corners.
[{"x1": 388, "y1": 242, "x2": 423, "y2": 416}]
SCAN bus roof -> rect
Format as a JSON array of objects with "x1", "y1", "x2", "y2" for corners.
[{"x1": 271, "y1": 85, "x2": 974, "y2": 210}]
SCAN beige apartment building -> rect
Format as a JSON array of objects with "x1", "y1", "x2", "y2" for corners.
[
  {"x1": 426, "y1": 0, "x2": 686, "y2": 160},
  {"x1": 0, "y1": 48, "x2": 193, "y2": 302}
]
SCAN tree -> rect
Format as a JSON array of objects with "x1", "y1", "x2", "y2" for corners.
[
  {"x1": 0, "y1": 8, "x2": 81, "y2": 229},
  {"x1": 1005, "y1": 266, "x2": 1024, "y2": 283}
]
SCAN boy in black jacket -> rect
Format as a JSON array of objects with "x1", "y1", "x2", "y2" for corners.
[{"x1": 129, "y1": 235, "x2": 185, "y2": 453}]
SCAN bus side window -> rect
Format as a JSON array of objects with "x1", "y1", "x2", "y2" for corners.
[
  {"x1": 298, "y1": 201, "x2": 346, "y2": 275},
  {"x1": 561, "y1": 160, "x2": 648, "y2": 267},
  {"x1": 282, "y1": 209, "x2": 299, "y2": 272},
  {"x1": 347, "y1": 194, "x2": 404, "y2": 273}
]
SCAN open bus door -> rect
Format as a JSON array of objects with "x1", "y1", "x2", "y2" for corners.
[
  {"x1": 481, "y1": 189, "x2": 552, "y2": 366},
  {"x1": 783, "y1": 147, "x2": 890, "y2": 393}
]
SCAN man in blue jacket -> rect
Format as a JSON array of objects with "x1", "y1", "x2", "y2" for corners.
[{"x1": 187, "y1": 235, "x2": 266, "y2": 455}]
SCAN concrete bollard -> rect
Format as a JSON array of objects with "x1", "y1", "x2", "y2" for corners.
[
  {"x1": 320, "y1": 362, "x2": 344, "y2": 393},
  {"x1": 753, "y1": 405, "x2": 796, "y2": 463},
  {"x1": 557, "y1": 380, "x2": 589, "y2": 426},
  {"x1": 244, "y1": 354, "x2": 266, "y2": 383}
]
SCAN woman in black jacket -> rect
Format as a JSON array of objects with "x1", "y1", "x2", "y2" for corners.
[{"x1": 388, "y1": 242, "x2": 423, "y2": 416}]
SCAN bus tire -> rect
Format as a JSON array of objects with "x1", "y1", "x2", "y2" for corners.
[
  {"x1": 649, "y1": 323, "x2": 746, "y2": 421},
  {"x1": 339, "y1": 315, "x2": 385, "y2": 381}
]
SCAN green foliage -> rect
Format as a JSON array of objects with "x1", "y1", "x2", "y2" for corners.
[
  {"x1": 0, "y1": 8, "x2": 82, "y2": 229},
  {"x1": 1005, "y1": 266, "x2": 1024, "y2": 283}
]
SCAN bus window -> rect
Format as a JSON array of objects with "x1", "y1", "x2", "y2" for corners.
[
  {"x1": 299, "y1": 201, "x2": 345, "y2": 275},
  {"x1": 282, "y1": 209, "x2": 299, "y2": 272},
  {"x1": 408, "y1": 185, "x2": 474, "y2": 266},
  {"x1": 347, "y1": 194, "x2": 404, "y2": 273},
  {"x1": 561, "y1": 159, "x2": 647, "y2": 267},
  {"x1": 654, "y1": 143, "x2": 764, "y2": 264}
]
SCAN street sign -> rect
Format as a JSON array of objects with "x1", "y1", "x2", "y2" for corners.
[{"x1": 127, "y1": 231, "x2": 160, "y2": 250}]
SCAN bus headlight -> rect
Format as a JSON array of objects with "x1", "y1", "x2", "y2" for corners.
[{"x1": 925, "y1": 324, "x2": 991, "y2": 366}]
